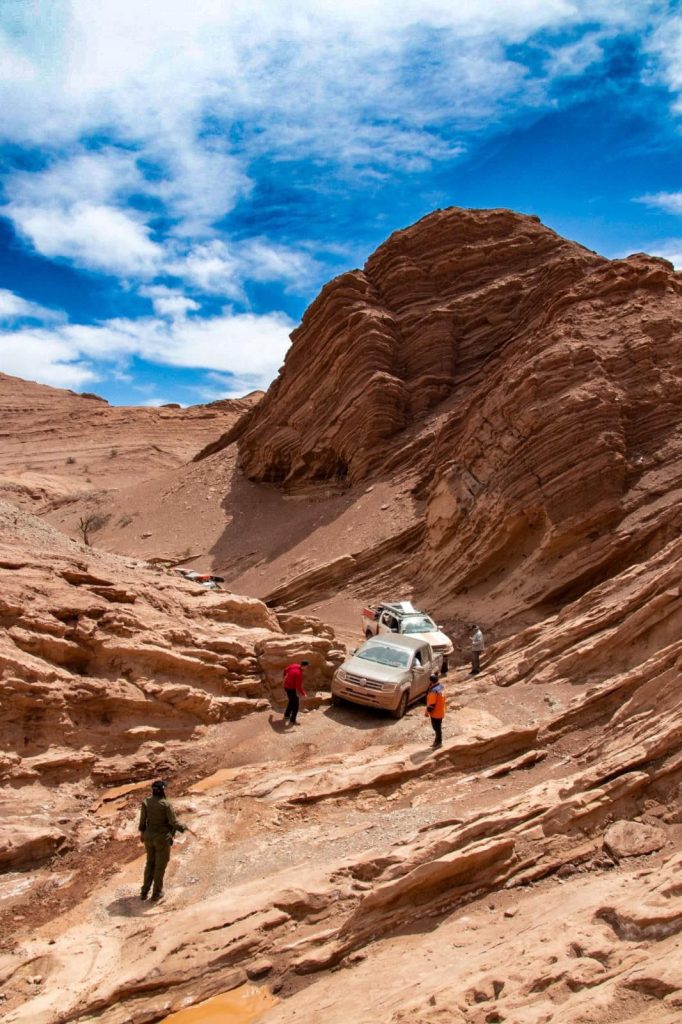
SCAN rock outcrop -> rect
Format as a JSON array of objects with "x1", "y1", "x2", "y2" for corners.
[
  {"x1": 0, "y1": 500, "x2": 336, "y2": 869},
  {"x1": 228, "y1": 207, "x2": 682, "y2": 625},
  {"x1": 0, "y1": 371, "x2": 258, "y2": 513}
]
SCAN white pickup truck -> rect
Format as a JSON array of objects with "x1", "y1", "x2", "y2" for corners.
[
  {"x1": 332, "y1": 634, "x2": 440, "y2": 718},
  {"x1": 362, "y1": 600, "x2": 453, "y2": 673}
]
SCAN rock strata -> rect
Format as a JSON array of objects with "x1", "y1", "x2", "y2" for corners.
[{"x1": 230, "y1": 207, "x2": 682, "y2": 624}]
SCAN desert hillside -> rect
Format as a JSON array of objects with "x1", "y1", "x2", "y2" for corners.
[
  {"x1": 0, "y1": 371, "x2": 259, "y2": 516},
  {"x1": 0, "y1": 208, "x2": 681, "y2": 1024}
]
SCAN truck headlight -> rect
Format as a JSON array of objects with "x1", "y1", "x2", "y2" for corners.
[{"x1": 335, "y1": 669, "x2": 348, "y2": 682}]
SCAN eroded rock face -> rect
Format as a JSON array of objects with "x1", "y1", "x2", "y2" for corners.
[
  {"x1": 0, "y1": 371, "x2": 259, "y2": 512},
  {"x1": 238, "y1": 208, "x2": 601, "y2": 487},
  {"x1": 604, "y1": 820, "x2": 667, "y2": 860},
  {"x1": 233, "y1": 207, "x2": 682, "y2": 623},
  {"x1": 0, "y1": 500, "x2": 332, "y2": 869}
]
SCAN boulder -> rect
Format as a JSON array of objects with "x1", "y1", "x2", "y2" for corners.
[{"x1": 603, "y1": 820, "x2": 667, "y2": 860}]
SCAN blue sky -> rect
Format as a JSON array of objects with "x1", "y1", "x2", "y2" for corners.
[{"x1": 0, "y1": 0, "x2": 681, "y2": 406}]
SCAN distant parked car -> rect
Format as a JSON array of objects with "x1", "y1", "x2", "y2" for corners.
[
  {"x1": 174, "y1": 568, "x2": 225, "y2": 590},
  {"x1": 332, "y1": 633, "x2": 441, "y2": 719}
]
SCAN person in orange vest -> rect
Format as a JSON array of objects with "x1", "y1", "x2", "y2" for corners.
[
  {"x1": 282, "y1": 659, "x2": 309, "y2": 726},
  {"x1": 425, "y1": 672, "x2": 445, "y2": 747}
]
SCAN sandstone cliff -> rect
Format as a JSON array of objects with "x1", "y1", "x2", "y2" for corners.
[
  {"x1": 229, "y1": 208, "x2": 682, "y2": 627},
  {"x1": 1, "y1": 208, "x2": 682, "y2": 1024}
]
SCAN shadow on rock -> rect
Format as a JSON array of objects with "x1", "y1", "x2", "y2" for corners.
[
  {"x1": 322, "y1": 704, "x2": 400, "y2": 730},
  {"x1": 409, "y1": 749, "x2": 434, "y2": 766},
  {"x1": 268, "y1": 713, "x2": 290, "y2": 733},
  {"x1": 107, "y1": 895, "x2": 149, "y2": 917}
]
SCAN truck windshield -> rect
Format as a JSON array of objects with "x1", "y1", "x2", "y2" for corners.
[
  {"x1": 402, "y1": 616, "x2": 436, "y2": 634},
  {"x1": 357, "y1": 643, "x2": 411, "y2": 669}
]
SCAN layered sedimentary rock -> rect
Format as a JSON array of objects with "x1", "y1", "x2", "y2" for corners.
[
  {"x1": 233, "y1": 208, "x2": 682, "y2": 621},
  {"x1": 0, "y1": 371, "x2": 259, "y2": 512},
  {"x1": 3, "y1": 555, "x2": 680, "y2": 1023},
  {"x1": 0, "y1": 500, "x2": 342, "y2": 869},
  {"x1": 236, "y1": 208, "x2": 604, "y2": 486}
]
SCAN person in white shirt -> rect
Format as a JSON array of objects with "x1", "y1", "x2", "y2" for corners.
[{"x1": 470, "y1": 625, "x2": 485, "y2": 675}]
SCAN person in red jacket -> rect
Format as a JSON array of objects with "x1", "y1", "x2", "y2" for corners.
[
  {"x1": 282, "y1": 659, "x2": 309, "y2": 725},
  {"x1": 425, "y1": 673, "x2": 445, "y2": 747}
]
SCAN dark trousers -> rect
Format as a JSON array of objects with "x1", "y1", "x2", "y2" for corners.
[
  {"x1": 284, "y1": 688, "x2": 300, "y2": 724},
  {"x1": 143, "y1": 835, "x2": 171, "y2": 896},
  {"x1": 471, "y1": 650, "x2": 481, "y2": 675},
  {"x1": 430, "y1": 717, "x2": 443, "y2": 745}
]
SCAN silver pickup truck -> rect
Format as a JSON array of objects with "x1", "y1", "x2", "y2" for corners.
[{"x1": 331, "y1": 633, "x2": 441, "y2": 718}]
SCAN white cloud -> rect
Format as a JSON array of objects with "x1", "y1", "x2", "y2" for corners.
[
  {"x1": 0, "y1": 307, "x2": 294, "y2": 393},
  {"x1": 140, "y1": 286, "x2": 200, "y2": 319},
  {"x1": 168, "y1": 238, "x2": 318, "y2": 298},
  {"x1": 0, "y1": 2, "x2": 669, "y2": 193},
  {"x1": 142, "y1": 397, "x2": 177, "y2": 407},
  {"x1": 169, "y1": 241, "x2": 243, "y2": 299},
  {"x1": 645, "y1": 14, "x2": 682, "y2": 108},
  {"x1": 0, "y1": 0, "x2": 676, "y2": 389},
  {"x1": 7, "y1": 202, "x2": 163, "y2": 277},
  {"x1": 0, "y1": 288, "x2": 62, "y2": 323},
  {"x1": 636, "y1": 191, "x2": 682, "y2": 214}
]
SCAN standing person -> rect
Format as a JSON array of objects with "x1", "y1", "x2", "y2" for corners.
[
  {"x1": 425, "y1": 673, "x2": 445, "y2": 747},
  {"x1": 282, "y1": 658, "x2": 309, "y2": 726},
  {"x1": 139, "y1": 780, "x2": 187, "y2": 903},
  {"x1": 471, "y1": 624, "x2": 485, "y2": 675}
]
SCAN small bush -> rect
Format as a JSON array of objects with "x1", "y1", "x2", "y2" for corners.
[
  {"x1": 66, "y1": 456, "x2": 76, "y2": 465},
  {"x1": 110, "y1": 448, "x2": 118, "y2": 458}
]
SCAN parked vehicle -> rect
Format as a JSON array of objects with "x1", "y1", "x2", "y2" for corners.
[
  {"x1": 362, "y1": 600, "x2": 453, "y2": 672},
  {"x1": 174, "y1": 569, "x2": 225, "y2": 590},
  {"x1": 331, "y1": 634, "x2": 441, "y2": 718}
]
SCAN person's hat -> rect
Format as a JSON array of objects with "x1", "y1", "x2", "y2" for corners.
[
  {"x1": 151, "y1": 779, "x2": 166, "y2": 796},
  {"x1": 429, "y1": 673, "x2": 439, "y2": 683}
]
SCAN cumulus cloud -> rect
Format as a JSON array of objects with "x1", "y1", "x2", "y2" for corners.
[
  {"x1": 0, "y1": 288, "x2": 62, "y2": 323},
  {"x1": 140, "y1": 286, "x2": 200, "y2": 319},
  {"x1": 168, "y1": 239, "x2": 318, "y2": 299},
  {"x1": 640, "y1": 239, "x2": 682, "y2": 267},
  {"x1": 8, "y1": 202, "x2": 163, "y2": 277},
  {"x1": 0, "y1": 306, "x2": 293, "y2": 393}
]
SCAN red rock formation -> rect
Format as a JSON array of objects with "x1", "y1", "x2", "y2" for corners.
[
  {"x1": 0, "y1": 371, "x2": 259, "y2": 512},
  {"x1": 0, "y1": 500, "x2": 343, "y2": 870},
  {"x1": 236, "y1": 208, "x2": 604, "y2": 486},
  {"x1": 233, "y1": 208, "x2": 682, "y2": 622}
]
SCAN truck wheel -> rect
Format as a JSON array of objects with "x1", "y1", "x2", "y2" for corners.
[
  {"x1": 331, "y1": 693, "x2": 342, "y2": 707},
  {"x1": 391, "y1": 691, "x2": 409, "y2": 719}
]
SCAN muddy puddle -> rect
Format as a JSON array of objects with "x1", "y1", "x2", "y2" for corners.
[{"x1": 160, "y1": 984, "x2": 277, "y2": 1023}]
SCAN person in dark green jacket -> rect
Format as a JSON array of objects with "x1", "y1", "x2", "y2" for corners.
[{"x1": 138, "y1": 779, "x2": 187, "y2": 902}]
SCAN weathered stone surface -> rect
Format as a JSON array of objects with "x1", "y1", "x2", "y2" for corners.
[
  {"x1": 0, "y1": 825, "x2": 66, "y2": 869},
  {"x1": 603, "y1": 820, "x2": 667, "y2": 859},
  {"x1": 227, "y1": 207, "x2": 682, "y2": 626}
]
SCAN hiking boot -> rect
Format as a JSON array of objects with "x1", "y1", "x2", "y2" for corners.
[
  {"x1": 140, "y1": 888, "x2": 149, "y2": 901},
  {"x1": 151, "y1": 891, "x2": 164, "y2": 903}
]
